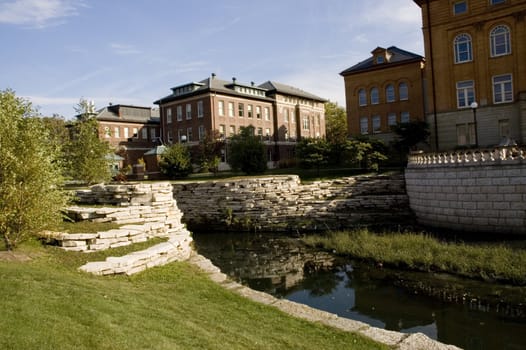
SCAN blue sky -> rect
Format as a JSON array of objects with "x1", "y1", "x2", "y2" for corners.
[{"x1": 0, "y1": 0, "x2": 423, "y2": 118}]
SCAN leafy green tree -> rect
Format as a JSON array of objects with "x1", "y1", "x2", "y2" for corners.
[
  {"x1": 228, "y1": 125, "x2": 267, "y2": 175},
  {"x1": 295, "y1": 138, "x2": 330, "y2": 174},
  {"x1": 391, "y1": 120, "x2": 430, "y2": 154},
  {"x1": 353, "y1": 137, "x2": 388, "y2": 171},
  {"x1": 194, "y1": 129, "x2": 223, "y2": 174},
  {"x1": 159, "y1": 143, "x2": 193, "y2": 178},
  {"x1": 324, "y1": 102, "x2": 349, "y2": 166},
  {"x1": 63, "y1": 100, "x2": 112, "y2": 184},
  {"x1": 0, "y1": 90, "x2": 70, "y2": 250}
]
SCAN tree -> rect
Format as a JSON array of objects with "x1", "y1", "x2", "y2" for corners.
[
  {"x1": 194, "y1": 130, "x2": 223, "y2": 174},
  {"x1": 159, "y1": 143, "x2": 193, "y2": 178},
  {"x1": 295, "y1": 138, "x2": 330, "y2": 175},
  {"x1": 63, "y1": 99, "x2": 112, "y2": 184},
  {"x1": 228, "y1": 125, "x2": 267, "y2": 175},
  {"x1": 391, "y1": 120, "x2": 430, "y2": 155},
  {"x1": 0, "y1": 90, "x2": 70, "y2": 250},
  {"x1": 324, "y1": 102, "x2": 349, "y2": 166}
]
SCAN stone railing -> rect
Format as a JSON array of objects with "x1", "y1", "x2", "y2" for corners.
[
  {"x1": 172, "y1": 173, "x2": 414, "y2": 232},
  {"x1": 405, "y1": 148, "x2": 526, "y2": 235},
  {"x1": 408, "y1": 146, "x2": 526, "y2": 167}
]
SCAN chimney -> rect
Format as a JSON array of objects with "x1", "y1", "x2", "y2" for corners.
[
  {"x1": 251, "y1": 81, "x2": 254, "y2": 86},
  {"x1": 211, "y1": 73, "x2": 216, "y2": 79},
  {"x1": 232, "y1": 77, "x2": 236, "y2": 83}
]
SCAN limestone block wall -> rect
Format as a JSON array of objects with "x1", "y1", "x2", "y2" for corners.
[
  {"x1": 406, "y1": 148, "x2": 526, "y2": 234},
  {"x1": 172, "y1": 173, "x2": 413, "y2": 232}
]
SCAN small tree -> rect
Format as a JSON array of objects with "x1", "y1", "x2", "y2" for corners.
[
  {"x1": 63, "y1": 99, "x2": 112, "y2": 184},
  {"x1": 0, "y1": 90, "x2": 69, "y2": 250},
  {"x1": 295, "y1": 138, "x2": 330, "y2": 175},
  {"x1": 228, "y1": 125, "x2": 267, "y2": 175},
  {"x1": 159, "y1": 143, "x2": 193, "y2": 178},
  {"x1": 391, "y1": 120, "x2": 430, "y2": 155},
  {"x1": 194, "y1": 130, "x2": 223, "y2": 174},
  {"x1": 324, "y1": 101, "x2": 349, "y2": 166}
]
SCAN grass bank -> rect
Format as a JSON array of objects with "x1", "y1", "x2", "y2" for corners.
[
  {"x1": 0, "y1": 239, "x2": 387, "y2": 350},
  {"x1": 303, "y1": 229, "x2": 526, "y2": 285}
]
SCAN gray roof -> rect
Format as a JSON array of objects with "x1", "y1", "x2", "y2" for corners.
[
  {"x1": 258, "y1": 81, "x2": 326, "y2": 102},
  {"x1": 340, "y1": 46, "x2": 424, "y2": 76},
  {"x1": 95, "y1": 104, "x2": 160, "y2": 124},
  {"x1": 154, "y1": 76, "x2": 326, "y2": 104}
]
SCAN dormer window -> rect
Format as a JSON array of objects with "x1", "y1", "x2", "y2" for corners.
[{"x1": 376, "y1": 56, "x2": 384, "y2": 64}]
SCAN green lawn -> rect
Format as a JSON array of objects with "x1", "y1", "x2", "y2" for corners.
[{"x1": 0, "y1": 240, "x2": 388, "y2": 350}]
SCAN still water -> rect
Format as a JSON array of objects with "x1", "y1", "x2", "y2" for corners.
[{"x1": 193, "y1": 232, "x2": 526, "y2": 350}]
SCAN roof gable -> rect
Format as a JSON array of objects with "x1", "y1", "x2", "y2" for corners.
[{"x1": 340, "y1": 46, "x2": 424, "y2": 76}]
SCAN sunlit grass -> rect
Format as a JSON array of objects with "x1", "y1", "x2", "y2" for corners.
[{"x1": 303, "y1": 229, "x2": 526, "y2": 285}]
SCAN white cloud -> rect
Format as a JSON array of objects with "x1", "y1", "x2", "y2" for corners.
[
  {"x1": 109, "y1": 43, "x2": 142, "y2": 55},
  {"x1": 0, "y1": 0, "x2": 85, "y2": 28}
]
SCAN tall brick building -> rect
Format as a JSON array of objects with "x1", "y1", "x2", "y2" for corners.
[
  {"x1": 414, "y1": 0, "x2": 526, "y2": 150},
  {"x1": 340, "y1": 46, "x2": 426, "y2": 142},
  {"x1": 154, "y1": 75, "x2": 326, "y2": 167}
]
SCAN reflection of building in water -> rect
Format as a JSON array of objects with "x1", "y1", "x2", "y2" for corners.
[{"x1": 193, "y1": 233, "x2": 337, "y2": 294}]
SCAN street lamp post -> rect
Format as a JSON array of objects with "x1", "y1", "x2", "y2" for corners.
[{"x1": 470, "y1": 101, "x2": 479, "y2": 148}]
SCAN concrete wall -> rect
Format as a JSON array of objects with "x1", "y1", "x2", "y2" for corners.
[
  {"x1": 406, "y1": 148, "x2": 526, "y2": 234},
  {"x1": 172, "y1": 173, "x2": 413, "y2": 232}
]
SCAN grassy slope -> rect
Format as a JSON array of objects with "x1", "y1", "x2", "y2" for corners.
[
  {"x1": 0, "y1": 241, "x2": 388, "y2": 350},
  {"x1": 303, "y1": 229, "x2": 526, "y2": 285}
]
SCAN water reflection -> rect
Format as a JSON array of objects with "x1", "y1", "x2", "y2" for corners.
[{"x1": 193, "y1": 232, "x2": 526, "y2": 350}]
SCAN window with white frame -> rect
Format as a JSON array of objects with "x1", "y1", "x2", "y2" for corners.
[
  {"x1": 401, "y1": 112, "x2": 410, "y2": 123},
  {"x1": 456, "y1": 80, "x2": 475, "y2": 108},
  {"x1": 186, "y1": 104, "x2": 192, "y2": 120},
  {"x1": 167, "y1": 108, "x2": 172, "y2": 123},
  {"x1": 303, "y1": 116, "x2": 310, "y2": 130},
  {"x1": 219, "y1": 124, "x2": 225, "y2": 138},
  {"x1": 114, "y1": 127, "x2": 120, "y2": 138},
  {"x1": 265, "y1": 128, "x2": 271, "y2": 138},
  {"x1": 291, "y1": 110, "x2": 296, "y2": 123},
  {"x1": 370, "y1": 87, "x2": 379, "y2": 104},
  {"x1": 256, "y1": 106, "x2": 261, "y2": 119},
  {"x1": 228, "y1": 102, "x2": 234, "y2": 117},
  {"x1": 284, "y1": 108, "x2": 289, "y2": 122},
  {"x1": 186, "y1": 127, "x2": 193, "y2": 141},
  {"x1": 229, "y1": 125, "x2": 235, "y2": 136},
  {"x1": 124, "y1": 127, "x2": 129, "y2": 139},
  {"x1": 247, "y1": 104, "x2": 253, "y2": 118},
  {"x1": 399, "y1": 82, "x2": 408, "y2": 100},
  {"x1": 360, "y1": 117, "x2": 368, "y2": 134},
  {"x1": 198, "y1": 125, "x2": 205, "y2": 141},
  {"x1": 104, "y1": 126, "x2": 110, "y2": 138},
  {"x1": 358, "y1": 89, "x2": 367, "y2": 106},
  {"x1": 388, "y1": 113, "x2": 397, "y2": 126},
  {"x1": 238, "y1": 103, "x2": 244, "y2": 117},
  {"x1": 218, "y1": 101, "x2": 224, "y2": 116},
  {"x1": 264, "y1": 107, "x2": 270, "y2": 121},
  {"x1": 372, "y1": 115, "x2": 381, "y2": 133},
  {"x1": 386, "y1": 84, "x2": 395, "y2": 102},
  {"x1": 490, "y1": 25, "x2": 511, "y2": 57},
  {"x1": 493, "y1": 74, "x2": 513, "y2": 103},
  {"x1": 257, "y1": 127, "x2": 263, "y2": 137},
  {"x1": 142, "y1": 127, "x2": 148, "y2": 139},
  {"x1": 454, "y1": 33, "x2": 472, "y2": 63},
  {"x1": 150, "y1": 128, "x2": 156, "y2": 140},
  {"x1": 133, "y1": 127, "x2": 138, "y2": 139},
  {"x1": 177, "y1": 105, "x2": 182, "y2": 121},
  {"x1": 490, "y1": 0, "x2": 505, "y2": 4},
  {"x1": 177, "y1": 129, "x2": 183, "y2": 143},
  {"x1": 499, "y1": 119, "x2": 510, "y2": 139},
  {"x1": 197, "y1": 100, "x2": 203, "y2": 118}
]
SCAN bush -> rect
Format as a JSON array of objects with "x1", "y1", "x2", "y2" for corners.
[
  {"x1": 228, "y1": 126, "x2": 267, "y2": 175},
  {"x1": 159, "y1": 144, "x2": 193, "y2": 178}
]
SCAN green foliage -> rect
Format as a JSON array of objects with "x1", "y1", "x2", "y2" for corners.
[
  {"x1": 63, "y1": 116, "x2": 112, "y2": 184},
  {"x1": 0, "y1": 90, "x2": 70, "y2": 250},
  {"x1": 304, "y1": 229, "x2": 526, "y2": 285},
  {"x1": 228, "y1": 125, "x2": 267, "y2": 175},
  {"x1": 324, "y1": 101, "x2": 348, "y2": 145},
  {"x1": 159, "y1": 143, "x2": 193, "y2": 178},
  {"x1": 352, "y1": 136, "x2": 388, "y2": 171},
  {"x1": 194, "y1": 129, "x2": 223, "y2": 173},
  {"x1": 295, "y1": 138, "x2": 330, "y2": 171},
  {"x1": 391, "y1": 120, "x2": 430, "y2": 154}
]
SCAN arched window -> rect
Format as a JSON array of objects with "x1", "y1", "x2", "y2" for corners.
[
  {"x1": 399, "y1": 83, "x2": 408, "y2": 100},
  {"x1": 490, "y1": 25, "x2": 511, "y2": 57},
  {"x1": 454, "y1": 33, "x2": 472, "y2": 63},
  {"x1": 370, "y1": 87, "x2": 379, "y2": 104},
  {"x1": 358, "y1": 89, "x2": 367, "y2": 106},
  {"x1": 385, "y1": 84, "x2": 395, "y2": 102}
]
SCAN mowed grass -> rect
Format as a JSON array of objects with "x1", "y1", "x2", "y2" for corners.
[
  {"x1": 303, "y1": 229, "x2": 526, "y2": 285},
  {"x1": 0, "y1": 239, "x2": 388, "y2": 350}
]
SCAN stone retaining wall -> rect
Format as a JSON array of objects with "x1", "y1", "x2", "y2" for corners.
[
  {"x1": 172, "y1": 173, "x2": 413, "y2": 232},
  {"x1": 406, "y1": 147, "x2": 526, "y2": 234}
]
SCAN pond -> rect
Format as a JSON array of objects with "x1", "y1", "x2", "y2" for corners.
[{"x1": 193, "y1": 232, "x2": 526, "y2": 350}]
